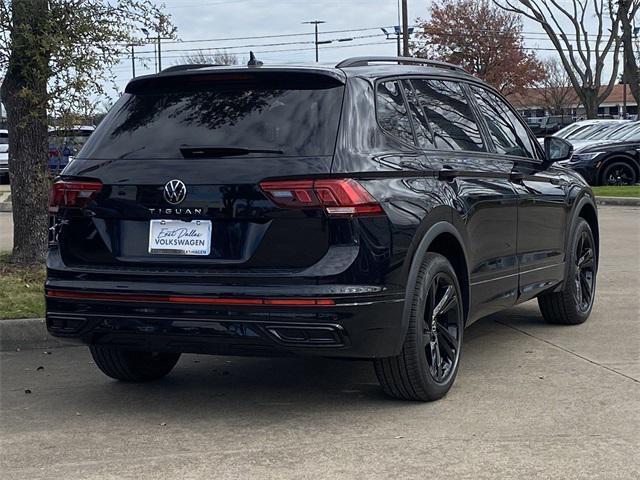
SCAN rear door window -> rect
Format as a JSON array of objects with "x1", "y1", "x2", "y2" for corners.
[
  {"x1": 411, "y1": 79, "x2": 485, "y2": 152},
  {"x1": 375, "y1": 80, "x2": 415, "y2": 146},
  {"x1": 79, "y1": 74, "x2": 345, "y2": 159},
  {"x1": 401, "y1": 80, "x2": 435, "y2": 149},
  {"x1": 471, "y1": 86, "x2": 538, "y2": 159}
]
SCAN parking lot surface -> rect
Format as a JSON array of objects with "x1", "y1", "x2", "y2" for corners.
[{"x1": 1, "y1": 206, "x2": 639, "y2": 479}]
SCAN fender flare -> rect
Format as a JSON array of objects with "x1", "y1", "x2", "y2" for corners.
[
  {"x1": 556, "y1": 192, "x2": 599, "y2": 291},
  {"x1": 398, "y1": 221, "x2": 469, "y2": 344},
  {"x1": 566, "y1": 192, "x2": 599, "y2": 258}
]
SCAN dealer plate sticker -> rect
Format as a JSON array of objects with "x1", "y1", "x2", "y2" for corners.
[{"x1": 148, "y1": 219, "x2": 212, "y2": 256}]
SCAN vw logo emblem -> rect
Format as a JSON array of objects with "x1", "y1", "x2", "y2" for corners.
[{"x1": 163, "y1": 179, "x2": 187, "y2": 205}]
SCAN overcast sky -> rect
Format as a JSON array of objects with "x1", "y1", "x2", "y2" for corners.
[{"x1": 106, "y1": 0, "x2": 620, "y2": 102}]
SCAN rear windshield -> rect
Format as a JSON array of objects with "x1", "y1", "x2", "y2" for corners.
[
  {"x1": 79, "y1": 74, "x2": 344, "y2": 159},
  {"x1": 0, "y1": 133, "x2": 7, "y2": 144}
]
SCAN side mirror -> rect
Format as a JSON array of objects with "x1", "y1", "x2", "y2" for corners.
[{"x1": 544, "y1": 136, "x2": 573, "y2": 165}]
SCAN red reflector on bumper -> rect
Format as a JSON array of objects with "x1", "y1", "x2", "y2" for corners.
[{"x1": 46, "y1": 290, "x2": 335, "y2": 306}]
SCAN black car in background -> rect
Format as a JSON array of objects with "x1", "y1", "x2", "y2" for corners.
[
  {"x1": 561, "y1": 122, "x2": 640, "y2": 185},
  {"x1": 535, "y1": 115, "x2": 575, "y2": 135},
  {"x1": 46, "y1": 57, "x2": 599, "y2": 401}
]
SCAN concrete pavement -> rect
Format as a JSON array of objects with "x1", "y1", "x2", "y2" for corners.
[
  {"x1": 0, "y1": 212, "x2": 11, "y2": 252},
  {"x1": 1, "y1": 206, "x2": 639, "y2": 479}
]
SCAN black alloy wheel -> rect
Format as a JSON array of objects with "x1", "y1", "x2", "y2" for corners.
[
  {"x1": 423, "y1": 272, "x2": 462, "y2": 384},
  {"x1": 603, "y1": 162, "x2": 637, "y2": 186},
  {"x1": 574, "y1": 229, "x2": 596, "y2": 313},
  {"x1": 538, "y1": 218, "x2": 597, "y2": 325},
  {"x1": 374, "y1": 253, "x2": 465, "y2": 401}
]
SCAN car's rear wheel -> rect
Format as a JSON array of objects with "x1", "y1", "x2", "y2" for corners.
[
  {"x1": 89, "y1": 346, "x2": 180, "y2": 382},
  {"x1": 538, "y1": 218, "x2": 596, "y2": 325},
  {"x1": 374, "y1": 253, "x2": 464, "y2": 401},
  {"x1": 601, "y1": 161, "x2": 637, "y2": 186}
]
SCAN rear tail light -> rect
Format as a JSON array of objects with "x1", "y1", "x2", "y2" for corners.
[
  {"x1": 259, "y1": 178, "x2": 383, "y2": 216},
  {"x1": 49, "y1": 180, "x2": 103, "y2": 213},
  {"x1": 46, "y1": 290, "x2": 336, "y2": 307}
]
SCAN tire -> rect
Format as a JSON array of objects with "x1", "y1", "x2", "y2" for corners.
[
  {"x1": 374, "y1": 253, "x2": 465, "y2": 401},
  {"x1": 538, "y1": 218, "x2": 597, "y2": 325},
  {"x1": 601, "y1": 161, "x2": 637, "y2": 186},
  {"x1": 90, "y1": 346, "x2": 181, "y2": 382}
]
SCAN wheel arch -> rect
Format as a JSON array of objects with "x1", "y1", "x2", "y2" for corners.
[
  {"x1": 565, "y1": 193, "x2": 600, "y2": 274},
  {"x1": 399, "y1": 221, "x2": 470, "y2": 348}
]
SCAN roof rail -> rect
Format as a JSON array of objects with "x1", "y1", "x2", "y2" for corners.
[
  {"x1": 160, "y1": 63, "x2": 219, "y2": 74},
  {"x1": 335, "y1": 56, "x2": 466, "y2": 73}
]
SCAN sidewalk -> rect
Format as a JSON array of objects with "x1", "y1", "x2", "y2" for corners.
[{"x1": 0, "y1": 184, "x2": 10, "y2": 212}]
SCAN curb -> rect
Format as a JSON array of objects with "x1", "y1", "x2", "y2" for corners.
[
  {"x1": 0, "y1": 318, "x2": 75, "y2": 351},
  {"x1": 595, "y1": 196, "x2": 640, "y2": 207}
]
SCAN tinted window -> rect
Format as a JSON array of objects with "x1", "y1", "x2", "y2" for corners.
[
  {"x1": 411, "y1": 79, "x2": 484, "y2": 152},
  {"x1": 471, "y1": 87, "x2": 537, "y2": 158},
  {"x1": 401, "y1": 80, "x2": 435, "y2": 149},
  {"x1": 79, "y1": 79, "x2": 344, "y2": 159},
  {"x1": 376, "y1": 80, "x2": 415, "y2": 146},
  {"x1": 0, "y1": 133, "x2": 7, "y2": 144}
]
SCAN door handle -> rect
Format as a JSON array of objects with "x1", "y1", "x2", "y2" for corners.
[
  {"x1": 438, "y1": 165, "x2": 458, "y2": 181},
  {"x1": 510, "y1": 171, "x2": 525, "y2": 182}
]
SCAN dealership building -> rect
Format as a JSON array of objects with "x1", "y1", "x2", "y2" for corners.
[{"x1": 508, "y1": 84, "x2": 639, "y2": 119}]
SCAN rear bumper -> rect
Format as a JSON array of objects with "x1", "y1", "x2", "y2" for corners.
[{"x1": 45, "y1": 283, "x2": 406, "y2": 359}]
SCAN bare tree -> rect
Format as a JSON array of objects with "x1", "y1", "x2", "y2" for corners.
[
  {"x1": 495, "y1": 0, "x2": 622, "y2": 118},
  {"x1": 539, "y1": 58, "x2": 579, "y2": 114},
  {"x1": 618, "y1": 0, "x2": 640, "y2": 106},
  {"x1": 177, "y1": 50, "x2": 239, "y2": 66}
]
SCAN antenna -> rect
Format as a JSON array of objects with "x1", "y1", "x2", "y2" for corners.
[{"x1": 247, "y1": 51, "x2": 263, "y2": 67}]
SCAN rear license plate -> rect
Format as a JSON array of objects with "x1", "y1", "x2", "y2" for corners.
[{"x1": 148, "y1": 219, "x2": 212, "y2": 256}]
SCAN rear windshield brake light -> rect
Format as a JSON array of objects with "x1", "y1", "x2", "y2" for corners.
[{"x1": 259, "y1": 178, "x2": 383, "y2": 217}]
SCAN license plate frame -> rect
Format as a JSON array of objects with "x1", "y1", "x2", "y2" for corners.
[{"x1": 148, "y1": 219, "x2": 212, "y2": 256}]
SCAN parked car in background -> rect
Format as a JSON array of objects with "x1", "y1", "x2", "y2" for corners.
[
  {"x1": 568, "y1": 121, "x2": 639, "y2": 151},
  {"x1": 47, "y1": 56, "x2": 600, "y2": 402},
  {"x1": 560, "y1": 122, "x2": 640, "y2": 185},
  {"x1": 551, "y1": 119, "x2": 630, "y2": 143},
  {"x1": 525, "y1": 116, "x2": 545, "y2": 134},
  {"x1": 538, "y1": 115, "x2": 575, "y2": 136},
  {"x1": 49, "y1": 126, "x2": 95, "y2": 173},
  {"x1": 0, "y1": 129, "x2": 8, "y2": 182}
]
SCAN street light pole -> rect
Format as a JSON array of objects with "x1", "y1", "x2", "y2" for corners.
[{"x1": 303, "y1": 20, "x2": 326, "y2": 62}]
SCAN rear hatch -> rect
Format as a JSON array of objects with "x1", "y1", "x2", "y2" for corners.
[{"x1": 55, "y1": 69, "x2": 346, "y2": 271}]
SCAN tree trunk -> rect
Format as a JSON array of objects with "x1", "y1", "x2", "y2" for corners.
[
  {"x1": 0, "y1": 0, "x2": 51, "y2": 264},
  {"x1": 619, "y1": 0, "x2": 639, "y2": 107},
  {"x1": 580, "y1": 89, "x2": 600, "y2": 119}
]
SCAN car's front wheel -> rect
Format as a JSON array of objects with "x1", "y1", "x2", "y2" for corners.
[
  {"x1": 90, "y1": 346, "x2": 181, "y2": 382},
  {"x1": 601, "y1": 161, "x2": 637, "y2": 186},
  {"x1": 538, "y1": 218, "x2": 597, "y2": 325},
  {"x1": 374, "y1": 253, "x2": 464, "y2": 401}
]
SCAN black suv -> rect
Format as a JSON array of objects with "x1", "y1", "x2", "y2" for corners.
[{"x1": 47, "y1": 57, "x2": 599, "y2": 401}]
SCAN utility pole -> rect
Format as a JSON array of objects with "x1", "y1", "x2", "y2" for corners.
[
  {"x1": 303, "y1": 20, "x2": 326, "y2": 62},
  {"x1": 157, "y1": 32, "x2": 162, "y2": 71},
  {"x1": 130, "y1": 44, "x2": 136, "y2": 78},
  {"x1": 396, "y1": 0, "x2": 401, "y2": 56},
  {"x1": 401, "y1": 0, "x2": 409, "y2": 56}
]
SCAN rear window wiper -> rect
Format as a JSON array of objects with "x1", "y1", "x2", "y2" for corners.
[{"x1": 179, "y1": 146, "x2": 284, "y2": 158}]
